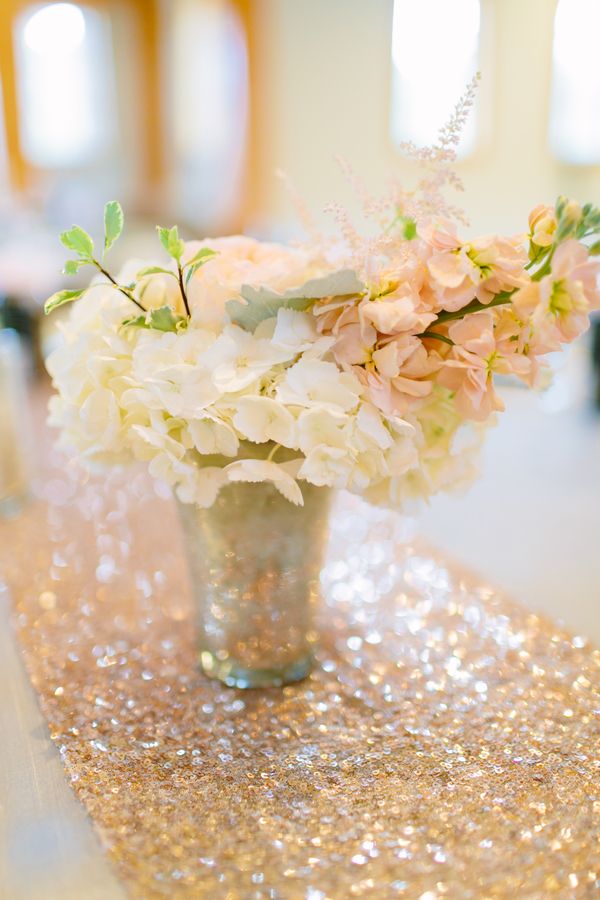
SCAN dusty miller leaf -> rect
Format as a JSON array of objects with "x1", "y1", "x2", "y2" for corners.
[{"x1": 226, "y1": 269, "x2": 364, "y2": 332}]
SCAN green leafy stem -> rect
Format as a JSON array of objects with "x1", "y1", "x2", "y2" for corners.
[{"x1": 44, "y1": 202, "x2": 217, "y2": 332}]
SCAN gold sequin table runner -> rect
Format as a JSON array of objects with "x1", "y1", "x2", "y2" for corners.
[{"x1": 1, "y1": 435, "x2": 599, "y2": 898}]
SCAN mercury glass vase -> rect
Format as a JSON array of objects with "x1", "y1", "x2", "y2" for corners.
[
  {"x1": 0, "y1": 329, "x2": 32, "y2": 516},
  {"x1": 177, "y1": 480, "x2": 331, "y2": 689}
]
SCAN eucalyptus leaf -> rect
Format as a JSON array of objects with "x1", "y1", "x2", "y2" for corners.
[
  {"x1": 60, "y1": 226, "x2": 94, "y2": 259},
  {"x1": 104, "y1": 200, "x2": 124, "y2": 253},
  {"x1": 226, "y1": 269, "x2": 365, "y2": 332},
  {"x1": 44, "y1": 288, "x2": 85, "y2": 314},
  {"x1": 121, "y1": 305, "x2": 187, "y2": 333}
]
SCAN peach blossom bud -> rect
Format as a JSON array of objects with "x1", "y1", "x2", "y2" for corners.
[{"x1": 528, "y1": 205, "x2": 557, "y2": 247}]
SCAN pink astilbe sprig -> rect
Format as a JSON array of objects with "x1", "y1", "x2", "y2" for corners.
[
  {"x1": 275, "y1": 169, "x2": 323, "y2": 244},
  {"x1": 333, "y1": 155, "x2": 377, "y2": 217},
  {"x1": 321, "y1": 200, "x2": 366, "y2": 257},
  {"x1": 315, "y1": 75, "x2": 481, "y2": 269},
  {"x1": 393, "y1": 74, "x2": 481, "y2": 226}
]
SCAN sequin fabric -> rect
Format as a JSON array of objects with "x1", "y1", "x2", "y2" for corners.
[{"x1": 1, "y1": 434, "x2": 599, "y2": 899}]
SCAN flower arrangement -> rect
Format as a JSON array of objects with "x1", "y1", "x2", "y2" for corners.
[{"x1": 45, "y1": 88, "x2": 600, "y2": 510}]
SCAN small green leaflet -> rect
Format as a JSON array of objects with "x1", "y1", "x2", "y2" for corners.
[
  {"x1": 121, "y1": 305, "x2": 187, "y2": 333},
  {"x1": 399, "y1": 216, "x2": 417, "y2": 240},
  {"x1": 157, "y1": 225, "x2": 185, "y2": 262},
  {"x1": 104, "y1": 201, "x2": 124, "y2": 253},
  {"x1": 226, "y1": 269, "x2": 365, "y2": 332},
  {"x1": 184, "y1": 247, "x2": 217, "y2": 285},
  {"x1": 44, "y1": 288, "x2": 85, "y2": 314},
  {"x1": 60, "y1": 225, "x2": 94, "y2": 259},
  {"x1": 185, "y1": 247, "x2": 217, "y2": 267},
  {"x1": 63, "y1": 259, "x2": 91, "y2": 275},
  {"x1": 136, "y1": 265, "x2": 177, "y2": 279}
]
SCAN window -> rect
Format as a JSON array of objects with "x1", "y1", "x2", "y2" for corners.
[
  {"x1": 168, "y1": 0, "x2": 248, "y2": 228},
  {"x1": 390, "y1": 0, "x2": 480, "y2": 156},
  {"x1": 549, "y1": 0, "x2": 600, "y2": 165},
  {"x1": 14, "y1": 2, "x2": 116, "y2": 168}
]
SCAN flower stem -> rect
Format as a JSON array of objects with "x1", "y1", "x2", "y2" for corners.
[
  {"x1": 177, "y1": 264, "x2": 191, "y2": 318},
  {"x1": 93, "y1": 260, "x2": 146, "y2": 312}
]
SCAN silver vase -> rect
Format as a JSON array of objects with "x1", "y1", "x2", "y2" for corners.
[{"x1": 177, "y1": 479, "x2": 331, "y2": 688}]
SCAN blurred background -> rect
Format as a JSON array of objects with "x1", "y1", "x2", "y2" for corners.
[{"x1": 0, "y1": 0, "x2": 599, "y2": 636}]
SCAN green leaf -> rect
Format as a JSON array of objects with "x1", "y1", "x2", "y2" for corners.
[
  {"x1": 44, "y1": 288, "x2": 85, "y2": 315},
  {"x1": 399, "y1": 215, "x2": 417, "y2": 240},
  {"x1": 226, "y1": 269, "x2": 365, "y2": 332},
  {"x1": 121, "y1": 305, "x2": 187, "y2": 333},
  {"x1": 185, "y1": 263, "x2": 201, "y2": 285},
  {"x1": 420, "y1": 330, "x2": 454, "y2": 346},
  {"x1": 184, "y1": 248, "x2": 217, "y2": 285},
  {"x1": 136, "y1": 265, "x2": 177, "y2": 279},
  {"x1": 59, "y1": 225, "x2": 94, "y2": 259},
  {"x1": 63, "y1": 259, "x2": 91, "y2": 275},
  {"x1": 157, "y1": 225, "x2": 185, "y2": 262},
  {"x1": 589, "y1": 239, "x2": 600, "y2": 256},
  {"x1": 104, "y1": 200, "x2": 124, "y2": 253},
  {"x1": 183, "y1": 248, "x2": 217, "y2": 268},
  {"x1": 527, "y1": 242, "x2": 547, "y2": 264}
]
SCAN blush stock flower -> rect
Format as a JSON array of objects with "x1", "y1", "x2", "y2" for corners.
[
  {"x1": 46, "y1": 187, "x2": 600, "y2": 511},
  {"x1": 513, "y1": 239, "x2": 600, "y2": 345}
]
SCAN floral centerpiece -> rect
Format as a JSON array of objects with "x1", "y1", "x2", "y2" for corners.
[{"x1": 45, "y1": 85, "x2": 600, "y2": 687}]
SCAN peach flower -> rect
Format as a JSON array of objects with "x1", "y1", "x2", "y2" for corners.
[
  {"x1": 360, "y1": 287, "x2": 437, "y2": 335},
  {"x1": 528, "y1": 204, "x2": 557, "y2": 248},
  {"x1": 427, "y1": 235, "x2": 527, "y2": 312},
  {"x1": 438, "y1": 312, "x2": 505, "y2": 421},
  {"x1": 513, "y1": 239, "x2": 600, "y2": 344}
]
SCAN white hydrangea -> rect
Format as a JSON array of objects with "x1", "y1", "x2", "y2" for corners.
[{"x1": 46, "y1": 237, "x2": 488, "y2": 508}]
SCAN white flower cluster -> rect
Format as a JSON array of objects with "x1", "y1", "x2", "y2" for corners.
[{"x1": 47, "y1": 236, "x2": 483, "y2": 508}]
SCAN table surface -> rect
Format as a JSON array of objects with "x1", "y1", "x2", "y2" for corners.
[
  {"x1": 1, "y1": 371, "x2": 599, "y2": 899},
  {"x1": 0, "y1": 586, "x2": 125, "y2": 900}
]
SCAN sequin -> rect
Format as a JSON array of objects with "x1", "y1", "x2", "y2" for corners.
[{"x1": 1, "y1": 433, "x2": 599, "y2": 898}]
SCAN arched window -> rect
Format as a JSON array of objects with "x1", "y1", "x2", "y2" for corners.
[
  {"x1": 14, "y1": 2, "x2": 116, "y2": 168},
  {"x1": 390, "y1": 0, "x2": 481, "y2": 156},
  {"x1": 549, "y1": 0, "x2": 600, "y2": 165},
  {"x1": 168, "y1": 0, "x2": 248, "y2": 229}
]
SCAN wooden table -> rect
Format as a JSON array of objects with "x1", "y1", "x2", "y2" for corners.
[{"x1": 0, "y1": 585, "x2": 125, "y2": 900}]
